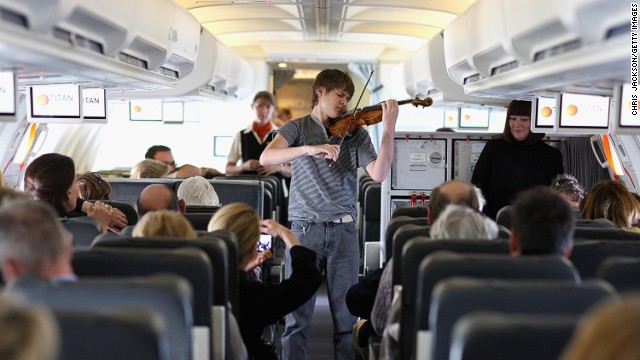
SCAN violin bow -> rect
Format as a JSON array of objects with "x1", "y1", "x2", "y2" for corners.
[{"x1": 329, "y1": 69, "x2": 374, "y2": 168}]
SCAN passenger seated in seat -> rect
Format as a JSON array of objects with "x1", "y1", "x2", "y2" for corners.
[
  {"x1": 429, "y1": 204, "x2": 499, "y2": 240},
  {"x1": 0, "y1": 295, "x2": 59, "y2": 360},
  {"x1": 510, "y1": 186, "x2": 575, "y2": 257},
  {"x1": 176, "y1": 176, "x2": 221, "y2": 206},
  {"x1": 0, "y1": 200, "x2": 76, "y2": 282},
  {"x1": 76, "y1": 172, "x2": 112, "y2": 200},
  {"x1": 350, "y1": 180, "x2": 481, "y2": 360},
  {"x1": 550, "y1": 173, "x2": 586, "y2": 210},
  {"x1": 137, "y1": 184, "x2": 185, "y2": 217},
  {"x1": 132, "y1": 210, "x2": 197, "y2": 238},
  {"x1": 24, "y1": 153, "x2": 126, "y2": 233},
  {"x1": 129, "y1": 159, "x2": 170, "y2": 179},
  {"x1": 207, "y1": 203, "x2": 321, "y2": 359},
  {"x1": 145, "y1": 145, "x2": 223, "y2": 179},
  {"x1": 580, "y1": 180, "x2": 640, "y2": 230}
]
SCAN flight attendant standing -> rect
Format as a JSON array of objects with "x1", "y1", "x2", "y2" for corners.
[
  {"x1": 471, "y1": 100, "x2": 564, "y2": 219},
  {"x1": 226, "y1": 91, "x2": 291, "y2": 177},
  {"x1": 260, "y1": 69, "x2": 398, "y2": 360}
]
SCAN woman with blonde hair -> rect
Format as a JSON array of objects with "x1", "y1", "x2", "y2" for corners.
[
  {"x1": 76, "y1": 172, "x2": 112, "y2": 200},
  {"x1": 560, "y1": 296, "x2": 640, "y2": 360},
  {"x1": 580, "y1": 180, "x2": 640, "y2": 229},
  {"x1": 132, "y1": 210, "x2": 197, "y2": 238},
  {"x1": 207, "y1": 202, "x2": 321, "y2": 359},
  {"x1": 130, "y1": 159, "x2": 170, "y2": 179},
  {"x1": 0, "y1": 295, "x2": 59, "y2": 360}
]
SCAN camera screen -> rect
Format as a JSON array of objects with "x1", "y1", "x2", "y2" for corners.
[{"x1": 258, "y1": 234, "x2": 272, "y2": 251}]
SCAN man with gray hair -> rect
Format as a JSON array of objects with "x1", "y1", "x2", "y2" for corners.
[
  {"x1": 429, "y1": 204, "x2": 499, "y2": 240},
  {"x1": 0, "y1": 200, "x2": 75, "y2": 282},
  {"x1": 176, "y1": 176, "x2": 221, "y2": 206}
]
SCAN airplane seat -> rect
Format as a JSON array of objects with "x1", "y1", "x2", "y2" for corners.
[
  {"x1": 203, "y1": 179, "x2": 266, "y2": 219},
  {"x1": 90, "y1": 235, "x2": 235, "y2": 360},
  {"x1": 497, "y1": 225, "x2": 511, "y2": 238},
  {"x1": 428, "y1": 278, "x2": 615, "y2": 360},
  {"x1": 184, "y1": 212, "x2": 215, "y2": 231},
  {"x1": 120, "y1": 225, "x2": 135, "y2": 236},
  {"x1": 72, "y1": 247, "x2": 213, "y2": 360},
  {"x1": 67, "y1": 200, "x2": 139, "y2": 226},
  {"x1": 358, "y1": 179, "x2": 376, "y2": 247},
  {"x1": 55, "y1": 308, "x2": 170, "y2": 360},
  {"x1": 575, "y1": 218, "x2": 618, "y2": 229},
  {"x1": 185, "y1": 205, "x2": 221, "y2": 214},
  {"x1": 495, "y1": 205, "x2": 512, "y2": 229},
  {"x1": 104, "y1": 199, "x2": 139, "y2": 225},
  {"x1": 5, "y1": 274, "x2": 193, "y2": 360},
  {"x1": 569, "y1": 240, "x2": 640, "y2": 278},
  {"x1": 59, "y1": 217, "x2": 102, "y2": 248},
  {"x1": 108, "y1": 179, "x2": 177, "y2": 205},
  {"x1": 597, "y1": 256, "x2": 640, "y2": 292},
  {"x1": 391, "y1": 224, "x2": 429, "y2": 268},
  {"x1": 394, "y1": 238, "x2": 510, "y2": 289},
  {"x1": 363, "y1": 183, "x2": 381, "y2": 243},
  {"x1": 391, "y1": 205, "x2": 429, "y2": 219},
  {"x1": 401, "y1": 250, "x2": 578, "y2": 360},
  {"x1": 204, "y1": 229, "x2": 241, "y2": 317},
  {"x1": 384, "y1": 216, "x2": 429, "y2": 262},
  {"x1": 573, "y1": 227, "x2": 640, "y2": 241},
  {"x1": 449, "y1": 312, "x2": 579, "y2": 360}
]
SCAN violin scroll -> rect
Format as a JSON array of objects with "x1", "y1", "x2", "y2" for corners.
[{"x1": 410, "y1": 96, "x2": 433, "y2": 108}]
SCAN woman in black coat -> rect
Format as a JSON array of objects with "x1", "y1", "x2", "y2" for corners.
[{"x1": 471, "y1": 100, "x2": 564, "y2": 219}]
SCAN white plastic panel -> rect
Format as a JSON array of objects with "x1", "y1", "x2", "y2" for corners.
[
  {"x1": 443, "y1": 10, "x2": 479, "y2": 87},
  {"x1": 503, "y1": 0, "x2": 578, "y2": 64},
  {"x1": 467, "y1": 0, "x2": 516, "y2": 78}
]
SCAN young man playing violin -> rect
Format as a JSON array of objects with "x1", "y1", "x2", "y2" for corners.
[{"x1": 260, "y1": 69, "x2": 398, "y2": 360}]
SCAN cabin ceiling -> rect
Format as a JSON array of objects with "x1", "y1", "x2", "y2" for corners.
[{"x1": 173, "y1": 0, "x2": 475, "y2": 64}]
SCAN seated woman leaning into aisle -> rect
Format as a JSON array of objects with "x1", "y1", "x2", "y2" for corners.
[{"x1": 207, "y1": 203, "x2": 321, "y2": 359}]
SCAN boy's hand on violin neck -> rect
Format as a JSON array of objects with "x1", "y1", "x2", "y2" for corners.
[
  {"x1": 381, "y1": 99, "x2": 399, "y2": 131},
  {"x1": 306, "y1": 144, "x2": 340, "y2": 161}
]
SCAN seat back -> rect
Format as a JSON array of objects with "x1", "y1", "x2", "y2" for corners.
[
  {"x1": 391, "y1": 224, "x2": 429, "y2": 269},
  {"x1": 55, "y1": 308, "x2": 169, "y2": 360},
  {"x1": 91, "y1": 236, "x2": 231, "y2": 310},
  {"x1": 363, "y1": 183, "x2": 381, "y2": 243},
  {"x1": 103, "y1": 199, "x2": 139, "y2": 225},
  {"x1": 6, "y1": 274, "x2": 193, "y2": 360},
  {"x1": 107, "y1": 179, "x2": 177, "y2": 204},
  {"x1": 598, "y1": 256, "x2": 640, "y2": 292},
  {"x1": 72, "y1": 247, "x2": 212, "y2": 327},
  {"x1": 573, "y1": 227, "x2": 640, "y2": 241},
  {"x1": 205, "y1": 179, "x2": 265, "y2": 218},
  {"x1": 495, "y1": 205, "x2": 512, "y2": 229},
  {"x1": 184, "y1": 212, "x2": 215, "y2": 231},
  {"x1": 391, "y1": 205, "x2": 429, "y2": 219},
  {"x1": 449, "y1": 312, "x2": 579, "y2": 360},
  {"x1": 185, "y1": 205, "x2": 220, "y2": 214},
  {"x1": 384, "y1": 216, "x2": 429, "y2": 262},
  {"x1": 569, "y1": 240, "x2": 640, "y2": 278},
  {"x1": 401, "y1": 249, "x2": 576, "y2": 360},
  {"x1": 396, "y1": 238, "x2": 509, "y2": 287},
  {"x1": 429, "y1": 278, "x2": 615, "y2": 360},
  {"x1": 59, "y1": 217, "x2": 102, "y2": 247}
]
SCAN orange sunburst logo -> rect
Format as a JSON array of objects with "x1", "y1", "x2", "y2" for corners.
[
  {"x1": 566, "y1": 104, "x2": 578, "y2": 116},
  {"x1": 36, "y1": 95, "x2": 49, "y2": 106},
  {"x1": 541, "y1": 107, "x2": 552, "y2": 117}
]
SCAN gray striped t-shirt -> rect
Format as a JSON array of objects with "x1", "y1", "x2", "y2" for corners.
[{"x1": 277, "y1": 114, "x2": 377, "y2": 222}]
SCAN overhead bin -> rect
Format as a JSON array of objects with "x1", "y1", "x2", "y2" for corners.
[
  {"x1": 403, "y1": 32, "x2": 508, "y2": 107},
  {"x1": 0, "y1": 0, "x2": 201, "y2": 91},
  {"x1": 197, "y1": 39, "x2": 254, "y2": 101},
  {"x1": 444, "y1": 0, "x2": 630, "y2": 98}
]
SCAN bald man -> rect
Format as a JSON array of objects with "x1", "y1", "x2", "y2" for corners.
[
  {"x1": 428, "y1": 180, "x2": 479, "y2": 224},
  {"x1": 137, "y1": 184, "x2": 185, "y2": 217}
]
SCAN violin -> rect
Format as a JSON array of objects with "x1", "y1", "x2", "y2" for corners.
[{"x1": 328, "y1": 97, "x2": 433, "y2": 138}]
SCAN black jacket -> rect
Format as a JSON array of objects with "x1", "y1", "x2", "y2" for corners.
[
  {"x1": 238, "y1": 245, "x2": 321, "y2": 358},
  {"x1": 471, "y1": 138, "x2": 564, "y2": 219}
]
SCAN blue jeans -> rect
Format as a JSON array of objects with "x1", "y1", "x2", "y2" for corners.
[{"x1": 281, "y1": 220, "x2": 360, "y2": 360}]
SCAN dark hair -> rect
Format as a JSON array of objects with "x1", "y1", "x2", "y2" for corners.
[
  {"x1": 253, "y1": 91, "x2": 275, "y2": 106},
  {"x1": 502, "y1": 100, "x2": 544, "y2": 144},
  {"x1": 145, "y1": 145, "x2": 171, "y2": 160},
  {"x1": 512, "y1": 186, "x2": 574, "y2": 255},
  {"x1": 24, "y1": 153, "x2": 75, "y2": 216},
  {"x1": 311, "y1": 69, "x2": 355, "y2": 109},
  {"x1": 429, "y1": 180, "x2": 479, "y2": 222}
]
